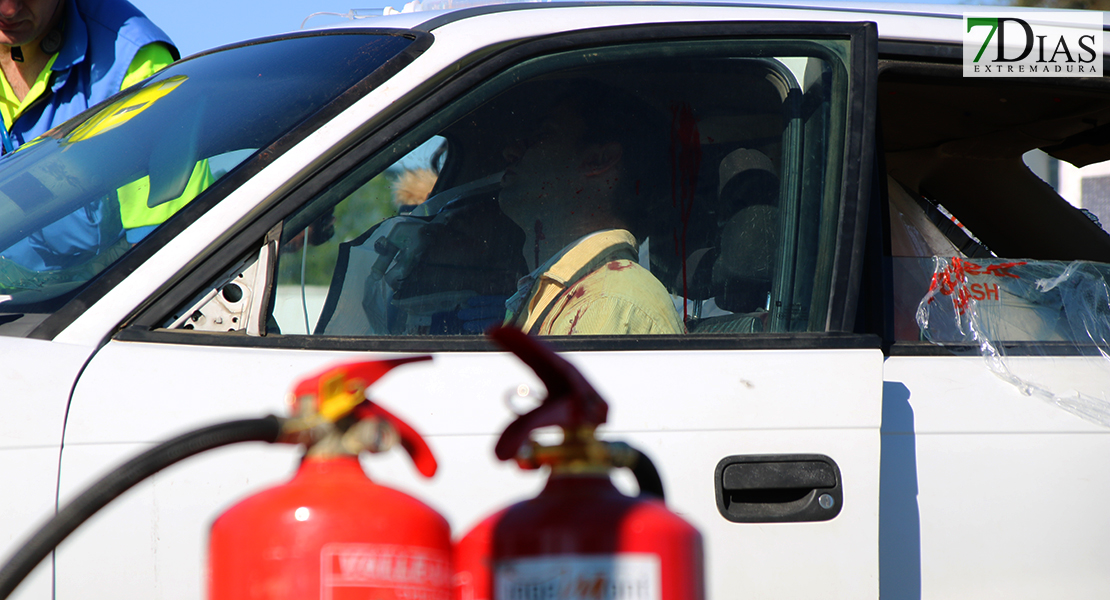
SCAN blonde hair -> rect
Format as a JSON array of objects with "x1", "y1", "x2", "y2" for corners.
[{"x1": 391, "y1": 168, "x2": 438, "y2": 207}]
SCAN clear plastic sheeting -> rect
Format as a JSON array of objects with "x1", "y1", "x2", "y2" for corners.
[{"x1": 918, "y1": 256, "x2": 1110, "y2": 427}]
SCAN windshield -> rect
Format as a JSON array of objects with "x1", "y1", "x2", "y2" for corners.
[{"x1": 0, "y1": 31, "x2": 414, "y2": 332}]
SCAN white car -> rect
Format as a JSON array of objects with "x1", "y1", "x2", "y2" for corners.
[{"x1": 1, "y1": 1, "x2": 1109, "y2": 598}]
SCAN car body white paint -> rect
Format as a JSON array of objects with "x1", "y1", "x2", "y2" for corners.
[{"x1": 0, "y1": 3, "x2": 1105, "y2": 600}]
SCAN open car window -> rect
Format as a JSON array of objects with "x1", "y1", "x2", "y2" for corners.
[
  {"x1": 245, "y1": 36, "x2": 856, "y2": 338},
  {"x1": 881, "y1": 66, "x2": 1110, "y2": 345},
  {"x1": 0, "y1": 32, "x2": 415, "y2": 337}
]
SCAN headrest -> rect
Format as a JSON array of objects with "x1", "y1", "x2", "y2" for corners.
[
  {"x1": 712, "y1": 204, "x2": 779, "y2": 313},
  {"x1": 713, "y1": 204, "x2": 779, "y2": 285},
  {"x1": 718, "y1": 148, "x2": 777, "y2": 197}
]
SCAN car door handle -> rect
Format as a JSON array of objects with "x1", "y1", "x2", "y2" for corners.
[{"x1": 714, "y1": 454, "x2": 842, "y2": 523}]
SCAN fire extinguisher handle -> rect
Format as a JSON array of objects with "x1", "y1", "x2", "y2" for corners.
[
  {"x1": 488, "y1": 327, "x2": 608, "y2": 461},
  {"x1": 359, "y1": 402, "x2": 438, "y2": 478},
  {"x1": 292, "y1": 356, "x2": 432, "y2": 424},
  {"x1": 288, "y1": 356, "x2": 437, "y2": 477}
]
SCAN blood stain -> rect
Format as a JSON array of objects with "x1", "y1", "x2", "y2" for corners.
[{"x1": 568, "y1": 308, "x2": 586, "y2": 334}]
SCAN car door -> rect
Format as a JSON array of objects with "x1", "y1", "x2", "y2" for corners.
[
  {"x1": 0, "y1": 30, "x2": 430, "y2": 600},
  {"x1": 56, "y1": 13, "x2": 881, "y2": 600},
  {"x1": 876, "y1": 52, "x2": 1110, "y2": 599},
  {"x1": 0, "y1": 339, "x2": 96, "y2": 600}
]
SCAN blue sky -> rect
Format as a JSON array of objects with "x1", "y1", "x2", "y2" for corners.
[
  {"x1": 128, "y1": 1, "x2": 386, "y2": 57},
  {"x1": 127, "y1": 0, "x2": 970, "y2": 58}
]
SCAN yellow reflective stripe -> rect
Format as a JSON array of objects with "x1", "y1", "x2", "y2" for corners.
[
  {"x1": 0, "y1": 53, "x2": 60, "y2": 131},
  {"x1": 121, "y1": 42, "x2": 175, "y2": 90},
  {"x1": 66, "y1": 75, "x2": 186, "y2": 143},
  {"x1": 119, "y1": 159, "x2": 214, "y2": 230},
  {"x1": 115, "y1": 43, "x2": 187, "y2": 233},
  {"x1": 0, "y1": 40, "x2": 170, "y2": 134}
]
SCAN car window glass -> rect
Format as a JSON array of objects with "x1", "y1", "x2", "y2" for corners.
[
  {"x1": 267, "y1": 38, "x2": 853, "y2": 338},
  {"x1": 0, "y1": 33, "x2": 414, "y2": 335},
  {"x1": 165, "y1": 37, "x2": 855, "y2": 338},
  {"x1": 882, "y1": 75, "x2": 1110, "y2": 343},
  {"x1": 272, "y1": 136, "x2": 448, "y2": 334}
]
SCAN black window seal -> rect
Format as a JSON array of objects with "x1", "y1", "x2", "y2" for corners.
[
  {"x1": 888, "y1": 340, "x2": 1110, "y2": 358},
  {"x1": 879, "y1": 43, "x2": 1110, "y2": 77},
  {"x1": 821, "y1": 21, "x2": 876, "y2": 332},
  {"x1": 28, "y1": 29, "x2": 433, "y2": 341},
  {"x1": 853, "y1": 112, "x2": 894, "y2": 346},
  {"x1": 115, "y1": 326, "x2": 881, "y2": 353},
  {"x1": 878, "y1": 40, "x2": 961, "y2": 63},
  {"x1": 123, "y1": 20, "x2": 878, "y2": 352},
  {"x1": 879, "y1": 39, "x2": 1110, "y2": 69}
]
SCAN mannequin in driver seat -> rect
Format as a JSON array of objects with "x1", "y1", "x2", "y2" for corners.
[{"x1": 499, "y1": 80, "x2": 684, "y2": 335}]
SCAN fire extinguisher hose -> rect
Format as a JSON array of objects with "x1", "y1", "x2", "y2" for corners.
[
  {"x1": 0, "y1": 416, "x2": 283, "y2": 600},
  {"x1": 628, "y1": 445, "x2": 666, "y2": 501}
]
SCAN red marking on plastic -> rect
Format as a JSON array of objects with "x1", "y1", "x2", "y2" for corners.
[
  {"x1": 570, "y1": 285, "x2": 587, "y2": 299},
  {"x1": 983, "y1": 263, "x2": 1023, "y2": 278},
  {"x1": 669, "y1": 102, "x2": 701, "y2": 320},
  {"x1": 607, "y1": 261, "x2": 633, "y2": 271},
  {"x1": 970, "y1": 282, "x2": 1000, "y2": 301},
  {"x1": 927, "y1": 258, "x2": 1025, "y2": 314}
]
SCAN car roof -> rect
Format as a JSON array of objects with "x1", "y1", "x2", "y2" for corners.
[
  {"x1": 291, "y1": 0, "x2": 1110, "y2": 51},
  {"x1": 297, "y1": 0, "x2": 1103, "y2": 36}
]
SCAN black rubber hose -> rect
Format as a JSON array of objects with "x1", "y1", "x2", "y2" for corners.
[
  {"x1": 0, "y1": 416, "x2": 284, "y2": 600},
  {"x1": 629, "y1": 446, "x2": 666, "y2": 501}
]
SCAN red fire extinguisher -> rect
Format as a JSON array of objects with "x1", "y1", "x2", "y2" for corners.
[
  {"x1": 454, "y1": 327, "x2": 704, "y2": 600},
  {"x1": 209, "y1": 357, "x2": 452, "y2": 600}
]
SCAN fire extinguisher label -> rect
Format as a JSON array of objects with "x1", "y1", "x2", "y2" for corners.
[
  {"x1": 494, "y1": 554, "x2": 661, "y2": 600},
  {"x1": 321, "y1": 543, "x2": 452, "y2": 600}
]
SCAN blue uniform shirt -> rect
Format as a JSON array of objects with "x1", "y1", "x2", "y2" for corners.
[{"x1": 0, "y1": 0, "x2": 176, "y2": 271}]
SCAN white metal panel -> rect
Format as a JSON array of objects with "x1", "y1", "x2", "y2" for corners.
[
  {"x1": 10, "y1": 4, "x2": 1109, "y2": 600},
  {"x1": 0, "y1": 338, "x2": 95, "y2": 600},
  {"x1": 0, "y1": 447, "x2": 68, "y2": 600},
  {"x1": 59, "y1": 342, "x2": 882, "y2": 599},
  {"x1": 0, "y1": 337, "x2": 92, "y2": 449},
  {"x1": 417, "y1": 3, "x2": 965, "y2": 46},
  {"x1": 883, "y1": 356, "x2": 1110, "y2": 599},
  {"x1": 45, "y1": 5, "x2": 901, "y2": 599},
  {"x1": 54, "y1": 442, "x2": 303, "y2": 600}
]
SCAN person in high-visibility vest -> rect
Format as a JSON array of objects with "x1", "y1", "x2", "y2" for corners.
[
  {"x1": 0, "y1": 0, "x2": 176, "y2": 152},
  {"x1": 0, "y1": 0, "x2": 211, "y2": 281}
]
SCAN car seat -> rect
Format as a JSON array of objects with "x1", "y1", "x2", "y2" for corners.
[
  {"x1": 314, "y1": 175, "x2": 526, "y2": 335},
  {"x1": 680, "y1": 148, "x2": 780, "y2": 333}
]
